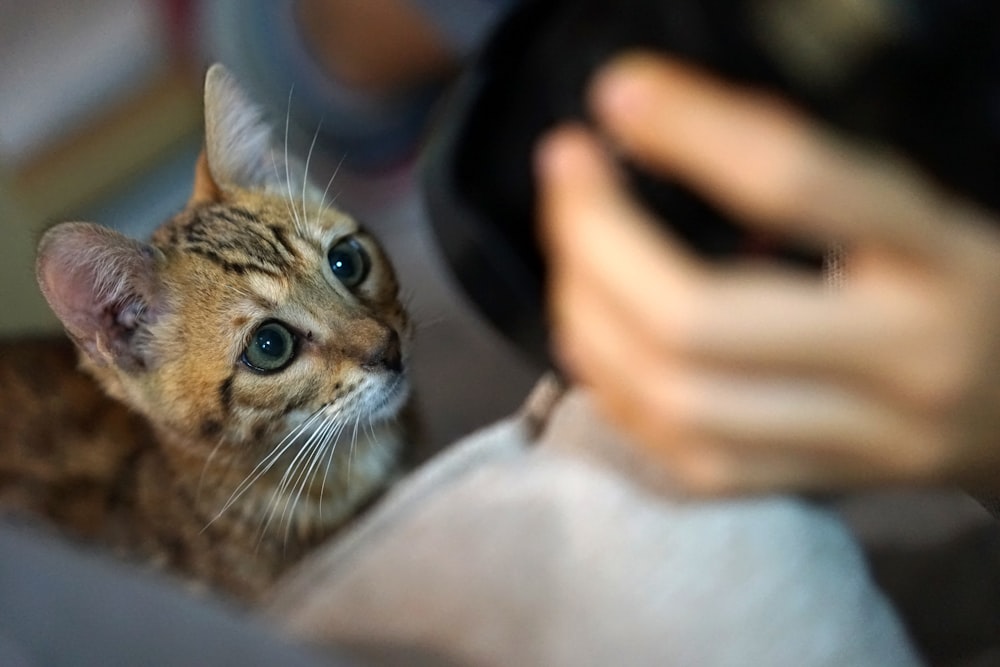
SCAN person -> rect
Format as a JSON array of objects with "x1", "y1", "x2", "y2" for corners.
[{"x1": 537, "y1": 52, "x2": 1000, "y2": 498}]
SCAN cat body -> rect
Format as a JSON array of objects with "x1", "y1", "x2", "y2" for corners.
[{"x1": 0, "y1": 65, "x2": 416, "y2": 602}]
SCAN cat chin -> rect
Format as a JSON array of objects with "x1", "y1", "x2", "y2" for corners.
[{"x1": 364, "y1": 372, "x2": 410, "y2": 423}]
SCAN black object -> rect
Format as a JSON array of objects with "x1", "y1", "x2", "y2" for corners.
[{"x1": 422, "y1": 0, "x2": 1000, "y2": 369}]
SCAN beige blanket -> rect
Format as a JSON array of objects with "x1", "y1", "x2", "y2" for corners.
[{"x1": 267, "y1": 378, "x2": 920, "y2": 666}]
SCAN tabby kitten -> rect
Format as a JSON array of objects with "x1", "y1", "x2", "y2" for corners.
[{"x1": 0, "y1": 65, "x2": 416, "y2": 602}]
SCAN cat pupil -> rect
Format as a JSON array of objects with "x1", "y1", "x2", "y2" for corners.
[
  {"x1": 256, "y1": 328, "x2": 285, "y2": 358},
  {"x1": 242, "y1": 321, "x2": 295, "y2": 372}
]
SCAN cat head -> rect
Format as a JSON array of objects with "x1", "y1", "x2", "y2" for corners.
[{"x1": 35, "y1": 65, "x2": 412, "y2": 518}]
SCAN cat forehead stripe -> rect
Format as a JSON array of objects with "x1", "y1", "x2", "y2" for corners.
[{"x1": 173, "y1": 206, "x2": 300, "y2": 277}]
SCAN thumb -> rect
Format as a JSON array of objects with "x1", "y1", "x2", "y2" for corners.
[{"x1": 535, "y1": 124, "x2": 698, "y2": 312}]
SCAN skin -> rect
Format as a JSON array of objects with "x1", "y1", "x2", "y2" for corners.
[{"x1": 536, "y1": 53, "x2": 1000, "y2": 496}]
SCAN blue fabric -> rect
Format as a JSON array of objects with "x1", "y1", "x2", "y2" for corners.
[{"x1": 0, "y1": 522, "x2": 335, "y2": 666}]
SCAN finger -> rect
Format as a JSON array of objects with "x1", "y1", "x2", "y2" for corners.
[
  {"x1": 660, "y1": 263, "x2": 944, "y2": 405},
  {"x1": 537, "y1": 123, "x2": 708, "y2": 377},
  {"x1": 577, "y1": 347, "x2": 939, "y2": 495},
  {"x1": 559, "y1": 279, "x2": 926, "y2": 459},
  {"x1": 659, "y1": 438, "x2": 922, "y2": 496},
  {"x1": 546, "y1": 182, "x2": 942, "y2": 409},
  {"x1": 536, "y1": 119, "x2": 962, "y2": 409},
  {"x1": 552, "y1": 268, "x2": 941, "y2": 475},
  {"x1": 588, "y1": 53, "x2": 964, "y2": 260},
  {"x1": 535, "y1": 123, "x2": 700, "y2": 293}
]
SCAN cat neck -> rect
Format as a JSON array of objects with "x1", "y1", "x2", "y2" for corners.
[{"x1": 151, "y1": 409, "x2": 408, "y2": 543}]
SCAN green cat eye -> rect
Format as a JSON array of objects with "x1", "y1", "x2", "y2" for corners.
[
  {"x1": 242, "y1": 321, "x2": 296, "y2": 373},
  {"x1": 327, "y1": 237, "x2": 370, "y2": 288}
]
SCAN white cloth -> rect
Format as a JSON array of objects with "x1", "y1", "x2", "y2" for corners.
[{"x1": 267, "y1": 381, "x2": 921, "y2": 666}]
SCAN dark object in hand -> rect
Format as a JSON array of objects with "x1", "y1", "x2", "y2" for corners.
[{"x1": 422, "y1": 0, "x2": 1000, "y2": 368}]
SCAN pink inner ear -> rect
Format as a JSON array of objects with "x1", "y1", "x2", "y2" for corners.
[
  {"x1": 189, "y1": 150, "x2": 223, "y2": 206},
  {"x1": 36, "y1": 222, "x2": 156, "y2": 365}
]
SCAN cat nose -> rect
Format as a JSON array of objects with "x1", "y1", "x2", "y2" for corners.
[{"x1": 362, "y1": 328, "x2": 402, "y2": 373}]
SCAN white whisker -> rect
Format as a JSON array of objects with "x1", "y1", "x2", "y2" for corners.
[
  {"x1": 318, "y1": 153, "x2": 347, "y2": 220},
  {"x1": 281, "y1": 416, "x2": 340, "y2": 545},
  {"x1": 257, "y1": 404, "x2": 350, "y2": 546},
  {"x1": 197, "y1": 434, "x2": 229, "y2": 504},
  {"x1": 261, "y1": 415, "x2": 330, "y2": 542},
  {"x1": 271, "y1": 151, "x2": 299, "y2": 229},
  {"x1": 346, "y1": 413, "x2": 362, "y2": 484},
  {"x1": 282, "y1": 85, "x2": 303, "y2": 234},
  {"x1": 284, "y1": 414, "x2": 339, "y2": 518},
  {"x1": 364, "y1": 417, "x2": 376, "y2": 442},
  {"x1": 326, "y1": 152, "x2": 349, "y2": 209},
  {"x1": 277, "y1": 438, "x2": 323, "y2": 546},
  {"x1": 301, "y1": 120, "x2": 323, "y2": 226},
  {"x1": 206, "y1": 407, "x2": 326, "y2": 528},
  {"x1": 317, "y1": 421, "x2": 343, "y2": 525}
]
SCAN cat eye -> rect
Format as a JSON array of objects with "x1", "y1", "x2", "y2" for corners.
[
  {"x1": 327, "y1": 237, "x2": 370, "y2": 288},
  {"x1": 242, "y1": 321, "x2": 296, "y2": 373}
]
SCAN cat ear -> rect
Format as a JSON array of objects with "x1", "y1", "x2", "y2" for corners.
[
  {"x1": 197, "y1": 63, "x2": 305, "y2": 200},
  {"x1": 190, "y1": 149, "x2": 223, "y2": 205},
  {"x1": 36, "y1": 222, "x2": 161, "y2": 372}
]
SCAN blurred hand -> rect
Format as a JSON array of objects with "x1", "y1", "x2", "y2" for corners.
[{"x1": 536, "y1": 53, "x2": 1000, "y2": 495}]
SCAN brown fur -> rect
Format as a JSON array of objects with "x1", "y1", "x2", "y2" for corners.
[{"x1": 0, "y1": 65, "x2": 417, "y2": 602}]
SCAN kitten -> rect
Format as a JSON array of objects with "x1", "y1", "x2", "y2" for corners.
[{"x1": 0, "y1": 65, "x2": 417, "y2": 602}]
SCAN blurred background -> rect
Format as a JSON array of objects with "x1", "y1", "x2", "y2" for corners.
[
  {"x1": 0, "y1": 0, "x2": 201, "y2": 335},
  {"x1": 1, "y1": 2, "x2": 999, "y2": 662}
]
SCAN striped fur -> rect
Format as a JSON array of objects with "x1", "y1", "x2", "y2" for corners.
[{"x1": 1, "y1": 65, "x2": 417, "y2": 602}]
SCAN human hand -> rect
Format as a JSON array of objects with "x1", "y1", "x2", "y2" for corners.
[{"x1": 536, "y1": 53, "x2": 1000, "y2": 495}]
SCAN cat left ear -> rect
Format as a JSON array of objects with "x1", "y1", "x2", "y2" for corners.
[
  {"x1": 190, "y1": 149, "x2": 223, "y2": 205},
  {"x1": 36, "y1": 222, "x2": 162, "y2": 372},
  {"x1": 196, "y1": 63, "x2": 306, "y2": 201}
]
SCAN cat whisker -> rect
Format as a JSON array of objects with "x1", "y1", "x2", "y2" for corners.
[
  {"x1": 282, "y1": 413, "x2": 342, "y2": 526},
  {"x1": 206, "y1": 406, "x2": 327, "y2": 529},
  {"x1": 301, "y1": 120, "x2": 323, "y2": 228},
  {"x1": 395, "y1": 292, "x2": 448, "y2": 331},
  {"x1": 280, "y1": 415, "x2": 343, "y2": 547},
  {"x1": 257, "y1": 404, "x2": 352, "y2": 548},
  {"x1": 324, "y1": 155, "x2": 348, "y2": 212},
  {"x1": 346, "y1": 413, "x2": 363, "y2": 485},
  {"x1": 317, "y1": 153, "x2": 347, "y2": 222},
  {"x1": 197, "y1": 434, "x2": 230, "y2": 504},
  {"x1": 401, "y1": 295, "x2": 449, "y2": 332},
  {"x1": 364, "y1": 416, "x2": 377, "y2": 443},
  {"x1": 413, "y1": 313, "x2": 448, "y2": 331},
  {"x1": 315, "y1": 409, "x2": 356, "y2": 526},
  {"x1": 270, "y1": 424, "x2": 327, "y2": 548},
  {"x1": 259, "y1": 411, "x2": 334, "y2": 542},
  {"x1": 282, "y1": 85, "x2": 304, "y2": 234},
  {"x1": 317, "y1": 421, "x2": 341, "y2": 526},
  {"x1": 271, "y1": 151, "x2": 300, "y2": 232}
]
